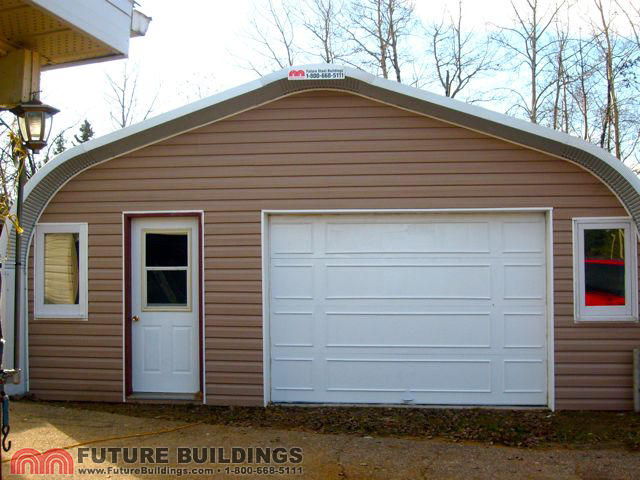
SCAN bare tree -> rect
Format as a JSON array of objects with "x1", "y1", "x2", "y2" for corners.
[
  {"x1": 244, "y1": 0, "x2": 298, "y2": 75},
  {"x1": 567, "y1": 34, "x2": 599, "y2": 141},
  {"x1": 496, "y1": 0, "x2": 565, "y2": 123},
  {"x1": 347, "y1": 0, "x2": 414, "y2": 81},
  {"x1": 425, "y1": 0, "x2": 499, "y2": 99},
  {"x1": 549, "y1": 9, "x2": 575, "y2": 132},
  {"x1": 590, "y1": 0, "x2": 639, "y2": 159},
  {"x1": 105, "y1": 62, "x2": 159, "y2": 129},
  {"x1": 616, "y1": 0, "x2": 639, "y2": 47},
  {"x1": 299, "y1": 0, "x2": 348, "y2": 63}
]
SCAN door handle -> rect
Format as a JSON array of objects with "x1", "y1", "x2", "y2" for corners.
[{"x1": 132, "y1": 315, "x2": 140, "y2": 322}]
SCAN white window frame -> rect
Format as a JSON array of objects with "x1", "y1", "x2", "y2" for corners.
[
  {"x1": 34, "y1": 223, "x2": 88, "y2": 319},
  {"x1": 573, "y1": 217, "x2": 638, "y2": 323}
]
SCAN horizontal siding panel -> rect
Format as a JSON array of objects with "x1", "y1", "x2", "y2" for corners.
[
  {"x1": 206, "y1": 361, "x2": 263, "y2": 373},
  {"x1": 557, "y1": 399, "x2": 632, "y2": 410},
  {"x1": 556, "y1": 375, "x2": 632, "y2": 387},
  {"x1": 30, "y1": 346, "x2": 121, "y2": 358},
  {"x1": 205, "y1": 315, "x2": 262, "y2": 327},
  {"x1": 66, "y1": 172, "x2": 599, "y2": 192},
  {"x1": 555, "y1": 352, "x2": 633, "y2": 363},
  {"x1": 206, "y1": 280, "x2": 261, "y2": 292},
  {"x1": 84, "y1": 161, "x2": 583, "y2": 182},
  {"x1": 556, "y1": 387, "x2": 632, "y2": 399},
  {"x1": 30, "y1": 368, "x2": 121, "y2": 381},
  {"x1": 203, "y1": 304, "x2": 262, "y2": 316},
  {"x1": 29, "y1": 335, "x2": 120, "y2": 348},
  {"x1": 206, "y1": 338, "x2": 261, "y2": 350},
  {"x1": 209, "y1": 106, "x2": 418, "y2": 121},
  {"x1": 201, "y1": 116, "x2": 448, "y2": 132},
  {"x1": 29, "y1": 324, "x2": 121, "y2": 335},
  {"x1": 124, "y1": 150, "x2": 541, "y2": 165},
  {"x1": 555, "y1": 327, "x2": 640, "y2": 340},
  {"x1": 206, "y1": 349, "x2": 262, "y2": 362},
  {"x1": 208, "y1": 373, "x2": 263, "y2": 385},
  {"x1": 53, "y1": 187, "x2": 618, "y2": 203},
  {"x1": 555, "y1": 363, "x2": 631, "y2": 375},
  {"x1": 29, "y1": 357, "x2": 121, "y2": 369},
  {"x1": 206, "y1": 384, "x2": 263, "y2": 396},
  {"x1": 170, "y1": 127, "x2": 487, "y2": 145},
  {"x1": 206, "y1": 269, "x2": 261, "y2": 281},
  {"x1": 206, "y1": 293, "x2": 260, "y2": 304},
  {"x1": 555, "y1": 339, "x2": 640, "y2": 351},
  {"x1": 145, "y1": 138, "x2": 519, "y2": 157},
  {"x1": 30, "y1": 379, "x2": 121, "y2": 392},
  {"x1": 209, "y1": 326, "x2": 262, "y2": 338}
]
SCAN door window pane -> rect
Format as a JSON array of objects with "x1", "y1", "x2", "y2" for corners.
[
  {"x1": 145, "y1": 233, "x2": 188, "y2": 267},
  {"x1": 146, "y1": 270, "x2": 188, "y2": 305},
  {"x1": 44, "y1": 233, "x2": 79, "y2": 305},
  {"x1": 584, "y1": 228, "x2": 625, "y2": 306}
]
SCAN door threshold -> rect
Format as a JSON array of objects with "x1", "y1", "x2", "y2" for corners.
[{"x1": 127, "y1": 392, "x2": 202, "y2": 404}]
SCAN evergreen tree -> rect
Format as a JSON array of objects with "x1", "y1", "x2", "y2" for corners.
[
  {"x1": 73, "y1": 119, "x2": 95, "y2": 145},
  {"x1": 52, "y1": 134, "x2": 66, "y2": 155}
]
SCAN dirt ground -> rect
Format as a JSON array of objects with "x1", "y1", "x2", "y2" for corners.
[{"x1": 2, "y1": 401, "x2": 640, "y2": 479}]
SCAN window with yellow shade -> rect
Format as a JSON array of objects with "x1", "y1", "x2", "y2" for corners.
[{"x1": 35, "y1": 224, "x2": 87, "y2": 319}]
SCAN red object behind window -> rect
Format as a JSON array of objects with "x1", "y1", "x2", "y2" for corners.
[
  {"x1": 584, "y1": 259, "x2": 624, "y2": 266},
  {"x1": 585, "y1": 291, "x2": 625, "y2": 306}
]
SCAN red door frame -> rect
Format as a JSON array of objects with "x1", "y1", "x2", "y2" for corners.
[{"x1": 123, "y1": 211, "x2": 204, "y2": 398}]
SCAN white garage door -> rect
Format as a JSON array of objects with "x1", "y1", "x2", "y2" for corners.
[{"x1": 267, "y1": 213, "x2": 548, "y2": 406}]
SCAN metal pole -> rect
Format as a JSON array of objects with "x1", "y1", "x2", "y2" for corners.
[{"x1": 12, "y1": 149, "x2": 25, "y2": 374}]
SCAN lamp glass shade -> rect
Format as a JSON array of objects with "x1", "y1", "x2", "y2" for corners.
[{"x1": 10, "y1": 102, "x2": 59, "y2": 152}]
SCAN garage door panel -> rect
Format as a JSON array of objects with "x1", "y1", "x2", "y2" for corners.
[
  {"x1": 271, "y1": 312, "x2": 314, "y2": 347},
  {"x1": 270, "y1": 223, "x2": 314, "y2": 254},
  {"x1": 503, "y1": 264, "x2": 546, "y2": 299},
  {"x1": 325, "y1": 221, "x2": 490, "y2": 254},
  {"x1": 503, "y1": 360, "x2": 546, "y2": 393},
  {"x1": 503, "y1": 312, "x2": 546, "y2": 348},
  {"x1": 325, "y1": 312, "x2": 492, "y2": 348},
  {"x1": 326, "y1": 359, "x2": 492, "y2": 394},
  {"x1": 271, "y1": 358, "x2": 314, "y2": 392},
  {"x1": 268, "y1": 213, "x2": 548, "y2": 406},
  {"x1": 325, "y1": 264, "x2": 491, "y2": 299},
  {"x1": 502, "y1": 221, "x2": 545, "y2": 253},
  {"x1": 271, "y1": 264, "x2": 314, "y2": 299}
]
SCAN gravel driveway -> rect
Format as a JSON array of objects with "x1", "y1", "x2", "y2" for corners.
[{"x1": 3, "y1": 401, "x2": 639, "y2": 479}]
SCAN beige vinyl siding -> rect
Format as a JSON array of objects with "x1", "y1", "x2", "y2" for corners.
[{"x1": 28, "y1": 90, "x2": 640, "y2": 409}]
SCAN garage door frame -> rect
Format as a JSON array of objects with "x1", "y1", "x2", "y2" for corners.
[{"x1": 261, "y1": 208, "x2": 555, "y2": 410}]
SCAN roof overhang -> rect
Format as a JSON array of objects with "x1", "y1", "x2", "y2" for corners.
[
  {"x1": 3, "y1": 64, "x2": 640, "y2": 264},
  {"x1": 0, "y1": 0, "x2": 147, "y2": 69}
]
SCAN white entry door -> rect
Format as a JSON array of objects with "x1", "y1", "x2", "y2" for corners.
[
  {"x1": 268, "y1": 213, "x2": 548, "y2": 406},
  {"x1": 131, "y1": 216, "x2": 200, "y2": 394}
]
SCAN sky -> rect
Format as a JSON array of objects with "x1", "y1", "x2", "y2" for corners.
[{"x1": 38, "y1": 0, "x2": 624, "y2": 144}]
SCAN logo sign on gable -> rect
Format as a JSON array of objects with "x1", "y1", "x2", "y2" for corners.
[{"x1": 288, "y1": 67, "x2": 345, "y2": 80}]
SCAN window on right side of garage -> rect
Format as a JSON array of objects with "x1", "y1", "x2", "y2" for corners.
[{"x1": 573, "y1": 217, "x2": 638, "y2": 322}]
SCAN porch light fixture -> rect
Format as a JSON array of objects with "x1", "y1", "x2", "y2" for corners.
[{"x1": 9, "y1": 101, "x2": 59, "y2": 152}]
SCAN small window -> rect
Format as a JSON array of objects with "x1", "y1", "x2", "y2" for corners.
[
  {"x1": 142, "y1": 230, "x2": 191, "y2": 311},
  {"x1": 35, "y1": 223, "x2": 88, "y2": 319},
  {"x1": 573, "y1": 218, "x2": 637, "y2": 322}
]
